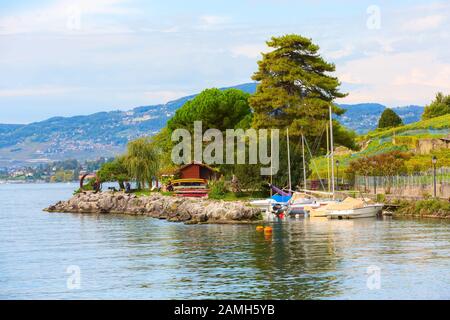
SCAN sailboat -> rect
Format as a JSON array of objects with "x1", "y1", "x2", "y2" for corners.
[
  {"x1": 288, "y1": 105, "x2": 339, "y2": 217},
  {"x1": 313, "y1": 105, "x2": 383, "y2": 219},
  {"x1": 249, "y1": 128, "x2": 292, "y2": 218}
]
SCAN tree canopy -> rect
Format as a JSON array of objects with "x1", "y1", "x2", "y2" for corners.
[
  {"x1": 378, "y1": 108, "x2": 403, "y2": 129},
  {"x1": 124, "y1": 137, "x2": 160, "y2": 189},
  {"x1": 249, "y1": 34, "x2": 347, "y2": 143},
  {"x1": 97, "y1": 156, "x2": 129, "y2": 189},
  {"x1": 422, "y1": 92, "x2": 450, "y2": 120},
  {"x1": 167, "y1": 88, "x2": 251, "y2": 133}
]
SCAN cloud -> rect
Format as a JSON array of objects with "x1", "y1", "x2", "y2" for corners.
[
  {"x1": 325, "y1": 45, "x2": 354, "y2": 60},
  {"x1": 0, "y1": 0, "x2": 136, "y2": 35},
  {"x1": 230, "y1": 44, "x2": 267, "y2": 59},
  {"x1": 0, "y1": 86, "x2": 75, "y2": 97},
  {"x1": 200, "y1": 15, "x2": 229, "y2": 25},
  {"x1": 337, "y1": 51, "x2": 450, "y2": 106},
  {"x1": 402, "y1": 14, "x2": 446, "y2": 32},
  {"x1": 142, "y1": 90, "x2": 189, "y2": 104},
  {"x1": 197, "y1": 15, "x2": 231, "y2": 30}
]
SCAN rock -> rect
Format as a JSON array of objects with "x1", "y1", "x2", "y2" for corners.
[{"x1": 44, "y1": 192, "x2": 262, "y2": 224}]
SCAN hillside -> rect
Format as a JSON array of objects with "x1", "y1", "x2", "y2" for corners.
[
  {"x1": 0, "y1": 82, "x2": 424, "y2": 167},
  {"x1": 310, "y1": 114, "x2": 450, "y2": 180}
]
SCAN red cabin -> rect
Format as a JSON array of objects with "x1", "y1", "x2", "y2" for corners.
[
  {"x1": 172, "y1": 162, "x2": 220, "y2": 197},
  {"x1": 177, "y1": 161, "x2": 220, "y2": 181}
]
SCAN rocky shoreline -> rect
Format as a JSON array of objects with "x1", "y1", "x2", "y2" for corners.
[{"x1": 44, "y1": 191, "x2": 262, "y2": 224}]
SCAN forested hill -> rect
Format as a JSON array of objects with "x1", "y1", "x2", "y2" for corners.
[{"x1": 0, "y1": 82, "x2": 423, "y2": 166}]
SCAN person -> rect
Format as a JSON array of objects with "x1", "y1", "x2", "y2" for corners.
[
  {"x1": 125, "y1": 182, "x2": 131, "y2": 193},
  {"x1": 166, "y1": 180, "x2": 174, "y2": 192}
]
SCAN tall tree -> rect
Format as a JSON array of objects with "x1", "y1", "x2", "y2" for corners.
[
  {"x1": 249, "y1": 34, "x2": 348, "y2": 148},
  {"x1": 422, "y1": 92, "x2": 450, "y2": 120},
  {"x1": 378, "y1": 108, "x2": 403, "y2": 129},
  {"x1": 124, "y1": 137, "x2": 160, "y2": 189},
  {"x1": 167, "y1": 88, "x2": 251, "y2": 133},
  {"x1": 97, "y1": 156, "x2": 130, "y2": 189}
]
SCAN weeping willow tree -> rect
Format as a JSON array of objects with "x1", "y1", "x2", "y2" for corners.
[{"x1": 124, "y1": 137, "x2": 160, "y2": 189}]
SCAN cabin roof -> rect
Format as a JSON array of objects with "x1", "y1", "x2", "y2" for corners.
[{"x1": 176, "y1": 161, "x2": 219, "y2": 173}]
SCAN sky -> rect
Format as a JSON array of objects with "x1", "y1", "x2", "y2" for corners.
[{"x1": 0, "y1": 0, "x2": 449, "y2": 124}]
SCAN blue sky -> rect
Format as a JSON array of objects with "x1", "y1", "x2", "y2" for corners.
[{"x1": 0, "y1": 0, "x2": 449, "y2": 123}]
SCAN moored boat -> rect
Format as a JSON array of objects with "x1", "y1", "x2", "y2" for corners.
[{"x1": 324, "y1": 197, "x2": 383, "y2": 219}]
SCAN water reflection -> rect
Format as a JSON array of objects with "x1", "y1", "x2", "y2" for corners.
[{"x1": 1, "y1": 183, "x2": 450, "y2": 299}]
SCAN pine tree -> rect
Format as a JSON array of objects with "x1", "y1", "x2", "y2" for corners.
[
  {"x1": 249, "y1": 34, "x2": 347, "y2": 143},
  {"x1": 378, "y1": 108, "x2": 403, "y2": 129}
]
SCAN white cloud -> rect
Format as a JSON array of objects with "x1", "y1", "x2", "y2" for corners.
[
  {"x1": 337, "y1": 51, "x2": 450, "y2": 106},
  {"x1": 325, "y1": 45, "x2": 354, "y2": 60},
  {"x1": 197, "y1": 15, "x2": 231, "y2": 30},
  {"x1": 230, "y1": 44, "x2": 267, "y2": 59},
  {"x1": 200, "y1": 15, "x2": 229, "y2": 26},
  {"x1": 402, "y1": 14, "x2": 446, "y2": 32},
  {"x1": 142, "y1": 90, "x2": 189, "y2": 104},
  {"x1": 0, "y1": 86, "x2": 75, "y2": 97},
  {"x1": 0, "y1": 0, "x2": 136, "y2": 35}
]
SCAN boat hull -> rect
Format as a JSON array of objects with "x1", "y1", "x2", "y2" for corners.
[{"x1": 326, "y1": 205, "x2": 383, "y2": 219}]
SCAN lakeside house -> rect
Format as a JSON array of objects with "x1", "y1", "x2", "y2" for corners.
[
  {"x1": 161, "y1": 161, "x2": 221, "y2": 197},
  {"x1": 175, "y1": 161, "x2": 220, "y2": 181}
]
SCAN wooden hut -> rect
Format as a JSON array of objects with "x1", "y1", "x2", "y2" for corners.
[{"x1": 176, "y1": 161, "x2": 220, "y2": 181}]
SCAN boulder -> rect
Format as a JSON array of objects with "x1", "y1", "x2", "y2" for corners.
[{"x1": 44, "y1": 192, "x2": 262, "y2": 224}]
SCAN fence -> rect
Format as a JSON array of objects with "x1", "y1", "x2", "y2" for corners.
[{"x1": 355, "y1": 167, "x2": 450, "y2": 199}]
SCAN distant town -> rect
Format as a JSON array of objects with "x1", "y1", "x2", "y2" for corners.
[{"x1": 0, "y1": 158, "x2": 112, "y2": 184}]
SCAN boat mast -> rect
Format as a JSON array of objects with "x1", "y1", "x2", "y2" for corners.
[
  {"x1": 286, "y1": 128, "x2": 292, "y2": 192},
  {"x1": 301, "y1": 133, "x2": 307, "y2": 191},
  {"x1": 329, "y1": 104, "x2": 336, "y2": 199},
  {"x1": 326, "y1": 124, "x2": 331, "y2": 193},
  {"x1": 270, "y1": 132, "x2": 273, "y2": 197}
]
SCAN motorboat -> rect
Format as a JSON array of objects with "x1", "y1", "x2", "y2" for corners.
[{"x1": 324, "y1": 197, "x2": 383, "y2": 219}]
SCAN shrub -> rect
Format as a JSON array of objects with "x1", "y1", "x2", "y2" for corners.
[{"x1": 208, "y1": 179, "x2": 229, "y2": 199}]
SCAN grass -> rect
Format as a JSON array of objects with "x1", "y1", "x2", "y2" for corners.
[
  {"x1": 133, "y1": 189, "x2": 174, "y2": 197},
  {"x1": 396, "y1": 199, "x2": 450, "y2": 218},
  {"x1": 208, "y1": 191, "x2": 267, "y2": 201},
  {"x1": 133, "y1": 189, "x2": 266, "y2": 201}
]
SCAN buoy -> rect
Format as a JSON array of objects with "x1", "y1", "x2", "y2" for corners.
[
  {"x1": 256, "y1": 225, "x2": 264, "y2": 232},
  {"x1": 264, "y1": 226, "x2": 273, "y2": 234}
]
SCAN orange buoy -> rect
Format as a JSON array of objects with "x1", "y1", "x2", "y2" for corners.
[
  {"x1": 256, "y1": 225, "x2": 264, "y2": 232},
  {"x1": 264, "y1": 226, "x2": 273, "y2": 234}
]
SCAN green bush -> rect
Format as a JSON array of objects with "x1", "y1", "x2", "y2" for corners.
[
  {"x1": 208, "y1": 179, "x2": 229, "y2": 199},
  {"x1": 398, "y1": 199, "x2": 450, "y2": 217}
]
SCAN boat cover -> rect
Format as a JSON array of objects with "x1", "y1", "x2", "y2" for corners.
[{"x1": 325, "y1": 197, "x2": 365, "y2": 210}]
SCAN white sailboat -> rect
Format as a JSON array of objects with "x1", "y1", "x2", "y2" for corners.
[{"x1": 304, "y1": 105, "x2": 383, "y2": 219}]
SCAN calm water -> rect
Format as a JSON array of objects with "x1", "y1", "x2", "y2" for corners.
[{"x1": 1, "y1": 183, "x2": 449, "y2": 299}]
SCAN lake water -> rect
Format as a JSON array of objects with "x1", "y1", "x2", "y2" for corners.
[{"x1": 1, "y1": 183, "x2": 449, "y2": 299}]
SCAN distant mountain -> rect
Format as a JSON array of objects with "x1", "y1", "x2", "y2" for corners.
[
  {"x1": 0, "y1": 83, "x2": 258, "y2": 166},
  {"x1": 0, "y1": 82, "x2": 424, "y2": 166},
  {"x1": 336, "y1": 103, "x2": 424, "y2": 134}
]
